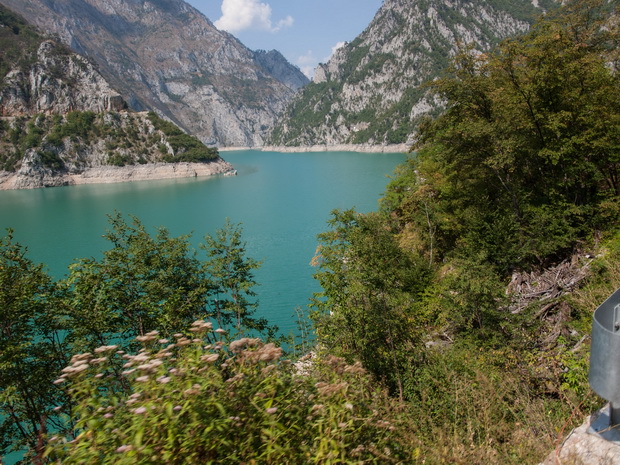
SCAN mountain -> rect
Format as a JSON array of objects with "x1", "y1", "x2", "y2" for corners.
[
  {"x1": 0, "y1": 10, "x2": 126, "y2": 116},
  {"x1": 0, "y1": 5, "x2": 233, "y2": 189},
  {"x1": 0, "y1": 0, "x2": 309, "y2": 147},
  {"x1": 269, "y1": 0, "x2": 557, "y2": 147},
  {"x1": 254, "y1": 49, "x2": 310, "y2": 91}
]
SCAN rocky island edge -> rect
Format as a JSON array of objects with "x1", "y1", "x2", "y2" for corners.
[
  {"x1": 0, "y1": 158, "x2": 236, "y2": 190},
  {"x1": 223, "y1": 144, "x2": 410, "y2": 153}
]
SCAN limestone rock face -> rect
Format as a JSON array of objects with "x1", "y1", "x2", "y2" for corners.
[
  {"x1": 540, "y1": 406, "x2": 620, "y2": 465},
  {"x1": 0, "y1": 40, "x2": 127, "y2": 115},
  {"x1": 0, "y1": 157, "x2": 235, "y2": 190},
  {"x1": 253, "y1": 50, "x2": 309, "y2": 91},
  {"x1": 0, "y1": 0, "x2": 309, "y2": 147},
  {"x1": 270, "y1": 0, "x2": 556, "y2": 147},
  {"x1": 0, "y1": 110, "x2": 235, "y2": 190},
  {"x1": 0, "y1": 5, "x2": 235, "y2": 189}
]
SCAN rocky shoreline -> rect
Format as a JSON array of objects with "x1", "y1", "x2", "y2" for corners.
[
  {"x1": 0, "y1": 144, "x2": 407, "y2": 191},
  {"x1": 221, "y1": 144, "x2": 410, "y2": 153},
  {"x1": 0, "y1": 158, "x2": 236, "y2": 190}
]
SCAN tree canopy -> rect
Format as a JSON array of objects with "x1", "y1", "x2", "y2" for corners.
[
  {"x1": 309, "y1": 2, "x2": 620, "y2": 460},
  {"x1": 384, "y1": 0, "x2": 620, "y2": 273},
  {"x1": 0, "y1": 214, "x2": 272, "y2": 462}
]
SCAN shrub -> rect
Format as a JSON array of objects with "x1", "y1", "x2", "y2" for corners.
[
  {"x1": 38, "y1": 150, "x2": 63, "y2": 171},
  {"x1": 147, "y1": 112, "x2": 218, "y2": 162},
  {"x1": 45, "y1": 324, "x2": 413, "y2": 464}
]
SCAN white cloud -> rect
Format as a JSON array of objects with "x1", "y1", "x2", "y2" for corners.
[
  {"x1": 274, "y1": 15, "x2": 294, "y2": 32},
  {"x1": 296, "y1": 42, "x2": 348, "y2": 79},
  {"x1": 328, "y1": 41, "x2": 346, "y2": 60},
  {"x1": 297, "y1": 50, "x2": 317, "y2": 79},
  {"x1": 214, "y1": 0, "x2": 293, "y2": 33}
]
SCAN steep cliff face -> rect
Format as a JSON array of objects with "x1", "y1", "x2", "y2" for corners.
[
  {"x1": 0, "y1": 109, "x2": 235, "y2": 189},
  {"x1": 0, "y1": 5, "x2": 233, "y2": 189},
  {"x1": 0, "y1": 0, "x2": 309, "y2": 147},
  {"x1": 0, "y1": 5, "x2": 125, "y2": 115},
  {"x1": 269, "y1": 0, "x2": 557, "y2": 147},
  {"x1": 254, "y1": 50, "x2": 309, "y2": 91},
  {"x1": 0, "y1": 40, "x2": 126, "y2": 115}
]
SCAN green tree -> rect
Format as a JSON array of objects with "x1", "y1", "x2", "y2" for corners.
[
  {"x1": 202, "y1": 219, "x2": 271, "y2": 337},
  {"x1": 0, "y1": 215, "x2": 277, "y2": 460},
  {"x1": 386, "y1": 0, "x2": 620, "y2": 273},
  {"x1": 311, "y1": 209, "x2": 431, "y2": 400},
  {"x1": 0, "y1": 231, "x2": 69, "y2": 461},
  {"x1": 62, "y1": 213, "x2": 213, "y2": 352},
  {"x1": 62, "y1": 214, "x2": 275, "y2": 352}
]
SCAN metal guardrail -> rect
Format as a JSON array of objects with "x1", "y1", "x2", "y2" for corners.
[{"x1": 589, "y1": 288, "x2": 620, "y2": 440}]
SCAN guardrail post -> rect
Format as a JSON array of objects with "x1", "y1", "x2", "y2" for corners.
[{"x1": 588, "y1": 288, "x2": 620, "y2": 442}]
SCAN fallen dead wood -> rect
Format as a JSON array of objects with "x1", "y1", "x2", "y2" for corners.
[{"x1": 506, "y1": 255, "x2": 593, "y2": 315}]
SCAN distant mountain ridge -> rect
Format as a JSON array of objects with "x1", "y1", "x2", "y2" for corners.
[
  {"x1": 0, "y1": 0, "x2": 309, "y2": 147},
  {"x1": 269, "y1": 0, "x2": 557, "y2": 147}
]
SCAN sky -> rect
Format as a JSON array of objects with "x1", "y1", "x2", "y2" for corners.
[{"x1": 185, "y1": 0, "x2": 384, "y2": 78}]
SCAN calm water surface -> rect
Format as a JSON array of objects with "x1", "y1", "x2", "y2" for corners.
[{"x1": 0, "y1": 150, "x2": 407, "y2": 334}]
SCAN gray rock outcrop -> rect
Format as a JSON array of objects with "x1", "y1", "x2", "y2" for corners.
[
  {"x1": 0, "y1": 0, "x2": 309, "y2": 147},
  {"x1": 270, "y1": 0, "x2": 554, "y2": 146},
  {"x1": 0, "y1": 40, "x2": 127, "y2": 115},
  {"x1": 0, "y1": 5, "x2": 236, "y2": 190},
  {"x1": 540, "y1": 406, "x2": 620, "y2": 465},
  {"x1": 0, "y1": 157, "x2": 235, "y2": 190},
  {"x1": 253, "y1": 50, "x2": 309, "y2": 91},
  {"x1": 0, "y1": 110, "x2": 235, "y2": 190}
]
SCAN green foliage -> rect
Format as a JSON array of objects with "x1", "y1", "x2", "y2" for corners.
[
  {"x1": 45, "y1": 329, "x2": 412, "y2": 464},
  {"x1": 37, "y1": 150, "x2": 63, "y2": 171},
  {"x1": 307, "y1": 3, "x2": 619, "y2": 462},
  {"x1": 107, "y1": 152, "x2": 133, "y2": 167},
  {"x1": 311, "y1": 209, "x2": 431, "y2": 400},
  {"x1": 425, "y1": 254, "x2": 507, "y2": 339},
  {"x1": 269, "y1": 81, "x2": 344, "y2": 145},
  {"x1": 201, "y1": 219, "x2": 270, "y2": 337},
  {"x1": 402, "y1": 343, "x2": 573, "y2": 464},
  {"x1": 147, "y1": 112, "x2": 218, "y2": 162},
  {"x1": 570, "y1": 232, "x2": 620, "y2": 319},
  {"x1": 190, "y1": 73, "x2": 211, "y2": 87},
  {"x1": 385, "y1": 0, "x2": 620, "y2": 273},
  {"x1": 63, "y1": 214, "x2": 274, "y2": 353},
  {"x1": 63, "y1": 213, "x2": 206, "y2": 350},
  {"x1": 0, "y1": 215, "x2": 282, "y2": 460},
  {"x1": 0, "y1": 112, "x2": 101, "y2": 172},
  {"x1": 22, "y1": 119, "x2": 44, "y2": 149},
  {"x1": 0, "y1": 111, "x2": 219, "y2": 173},
  {"x1": 0, "y1": 5, "x2": 41, "y2": 80},
  {"x1": 0, "y1": 230, "x2": 69, "y2": 460},
  {"x1": 3, "y1": 3, "x2": 620, "y2": 463},
  {"x1": 146, "y1": 111, "x2": 184, "y2": 137},
  {"x1": 59, "y1": 111, "x2": 97, "y2": 140}
]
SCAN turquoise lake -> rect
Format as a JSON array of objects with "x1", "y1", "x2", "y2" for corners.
[{"x1": 0, "y1": 150, "x2": 407, "y2": 335}]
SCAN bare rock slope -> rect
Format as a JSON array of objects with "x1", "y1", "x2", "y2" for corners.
[
  {"x1": 270, "y1": 0, "x2": 556, "y2": 147},
  {"x1": 1, "y1": 40, "x2": 126, "y2": 115},
  {"x1": 0, "y1": 6, "x2": 233, "y2": 190},
  {"x1": 0, "y1": 0, "x2": 309, "y2": 147}
]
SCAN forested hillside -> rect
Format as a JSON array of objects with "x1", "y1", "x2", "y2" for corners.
[
  {"x1": 311, "y1": 0, "x2": 620, "y2": 460},
  {"x1": 1, "y1": 1, "x2": 619, "y2": 464}
]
